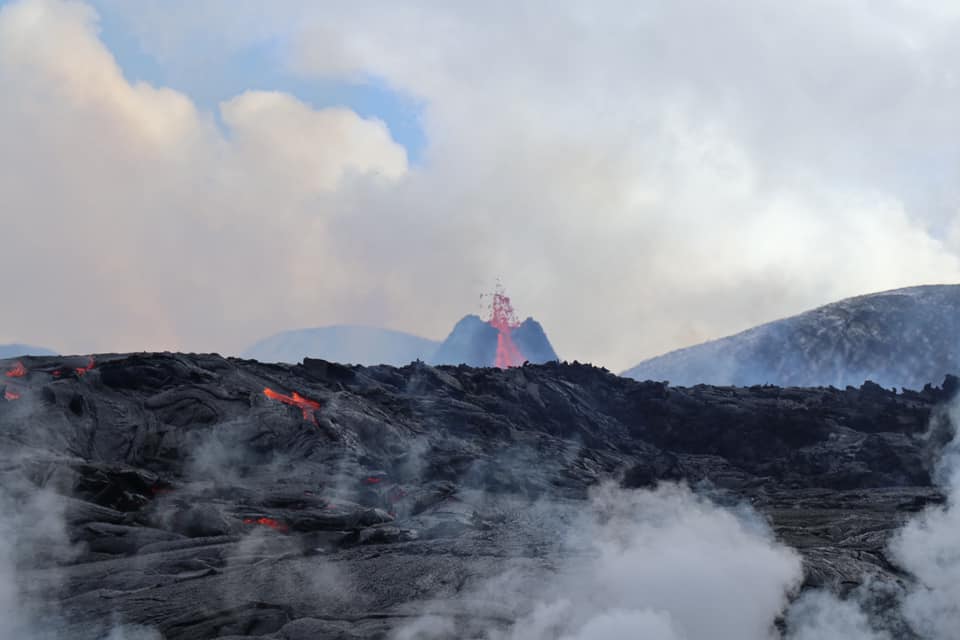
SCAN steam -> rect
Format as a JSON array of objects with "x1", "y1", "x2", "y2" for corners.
[
  {"x1": 396, "y1": 482, "x2": 805, "y2": 640},
  {"x1": 887, "y1": 401, "x2": 960, "y2": 640},
  {"x1": 0, "y1": 467, "x2": 78, "y2": 639}
]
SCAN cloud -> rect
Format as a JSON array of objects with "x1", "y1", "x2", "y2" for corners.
[
  {"x1": 0, "y1": 0, "x2": 407, "y2": 354},
  {"x1": 3, "y1": 0, "x2": 960, "y2": 369}
]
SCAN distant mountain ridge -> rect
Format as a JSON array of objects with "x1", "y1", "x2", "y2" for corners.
[
  {"x1": 0, "y1": 343, "x2": 56, "y2": 359},
  {"x1": 243, "y1": 316, "x2": 560, "y2": 367},
  {"x1": 623, "y1": 284, "x2": 960, "y2": 389},
  {"x1": 242, "y1": 326, "x2": 440, "y2": 366}
]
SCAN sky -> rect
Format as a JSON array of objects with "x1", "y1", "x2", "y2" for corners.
[{"x1": 2, "y1": 0, "x2": 960, "y2": 372}]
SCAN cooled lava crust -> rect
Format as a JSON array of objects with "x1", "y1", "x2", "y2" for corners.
[{"x1": 0, "y1": 353, "x2": 953, "y2": 639}]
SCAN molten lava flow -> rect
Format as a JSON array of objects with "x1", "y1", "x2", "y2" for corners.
[
  {"x1": 5, "y1": 362, "x2": 26, "y2": 378},
  {"x1": 486, "y1": 285, "x2": 525, "y2": 368},
  {"x1": 4, "y1": 389, "x2": 20, "y2": 401},
  {"x1": 52, "y1": 357, "x2": 96, "y2": 378},
  {"x1": 263, "y1": 387, "x2": 321, "y2": 424},
  {"x1": 75, "y1": 357, "x2": 95, "y2": 376},
  {"x1": 242, "y1": 517, "x2": 289, "y2": 533}
]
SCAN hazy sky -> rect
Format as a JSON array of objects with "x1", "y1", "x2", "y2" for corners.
[{"x1": 2, "y1": 0, "x2": 960, "y2": 371}]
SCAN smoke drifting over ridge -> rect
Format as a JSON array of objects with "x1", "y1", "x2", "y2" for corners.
[{"x1": 4, "y1": 0, "x2": 960, "y2": 370}]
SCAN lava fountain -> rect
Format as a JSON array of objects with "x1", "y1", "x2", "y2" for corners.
[{"x1": 485, "y1": 284, "x2": 525, "y2": 368}]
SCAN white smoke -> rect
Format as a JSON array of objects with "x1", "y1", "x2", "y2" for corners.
[
  {"x1": 5, "y1": 0, "x2": 960, "y2": 370},
  {"x1": 887, "y1": 400, "x2": 960, "y2": 640},
  {"x1": 0, "y1": 471, "x2": 79, "y2": 639},
  {"x1": 396, "y1": 482, "x2": 805, "y2": 640},
  {"x1": 785, "y1": 590, "x2": 891, "y2": 640}
]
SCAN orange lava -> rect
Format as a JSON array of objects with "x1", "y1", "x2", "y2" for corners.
[
  {"x1": 52, "y1": 357, "x2": 96, "y2": 378},
  {"x1": 75, "y1": 357, "x2": 95, "y2": 376},
  {"x1": 4, "y1": 389, "x2": 20, "y2": 401},
  {"x1": 487, "y1": 286, "x2": 524, "y2": 368},
  {"x1": 242, "y1": 517, "x2": 289, "y2": 533},
  {"x1": 5, "y1": 362, "x2": 26, "y2": 378},
  {"x1": 263, "y1": 387, "x2": 320, "y2": 424}
]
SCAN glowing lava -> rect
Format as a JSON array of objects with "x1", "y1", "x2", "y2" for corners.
[
  {"x1": 486, "y1": 285, "x2": 525, "y2": 368},
  {"x1": 75, "y1": 357, "x2": 95, "y2": 376},
  {"x1": 52, "y1": 357, "x2": 96, "y2": 378},
  {"x1": 242, "y1": 517, "x2": 289, "y2": 533},
  {"x1": 263, "y1": 387, "x2": 321, "y2": 424},
  {"x1": 4, "y1": 389, "x2": 20, "y2": 401},
  {"x1": 5, "y1": 362, "x2": 26, "y2": 378}
]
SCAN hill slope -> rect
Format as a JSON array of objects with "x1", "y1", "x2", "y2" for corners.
[
  {"x1": 242, "y1": 325, "x2": 439, "y2": 366},
  {"x1": 0, "y1": 343, "x2": 56, "y2": 358},
  {"x1": 623, "y1": 284, "x2": 960, "y2": 389}
]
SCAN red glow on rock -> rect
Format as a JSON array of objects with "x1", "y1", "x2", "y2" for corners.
[
  {"x1": 75, "y1": 357, "x2": 95, "y2": 376},
  {"x1": 486, "y1": 285, "x2": 524, "y2": 368},
  {"x1": 242, "y1": 517, "x2": 289, "y2": 533},
  {"x1": 5, "y1": 362, "x2": 26, "y2": 378},
  {"x1": 4, "y1": 389, "x2": 20, "y2": 401},
  {"x1": 263, "y1": 387, "x2": 320, "y2": 424},
  {"x1": 364, "y1": 476, "x2": 383, "y2": 485}
]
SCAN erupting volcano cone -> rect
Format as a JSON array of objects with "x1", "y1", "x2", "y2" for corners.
[{"x1": 430, "y1": 285, "x2": 559, "y2": 367}]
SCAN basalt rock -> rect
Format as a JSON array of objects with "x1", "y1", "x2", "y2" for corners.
[{"x1": 0, "y1": 353, "x2": 955, "y2": 639}]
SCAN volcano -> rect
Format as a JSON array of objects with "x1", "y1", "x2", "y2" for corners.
[
  {"x1": 242, "y1": 289, "x2": 559, "y2": 368},
  {"x1": 429, "y1": 314, "x2": 558, "y2": 367}
]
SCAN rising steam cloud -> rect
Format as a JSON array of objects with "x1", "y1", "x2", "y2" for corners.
[
  {"x1": 496, "y1": 483, "x2": 802, "y2": 640},
  {"x1": 887, "y1": 401, "x2": 960, "y2": 640}
]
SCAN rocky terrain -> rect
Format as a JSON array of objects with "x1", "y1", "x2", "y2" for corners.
[
  {"x1": 624, "y1": 284, "x2": 960, "y2": 389},
  {"x1": 0, "y1": 353, "x2": 956, "y2": 638}
]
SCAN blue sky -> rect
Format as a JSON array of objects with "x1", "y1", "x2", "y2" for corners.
[{"x1": 0, "y1": 0, "x2": 427, "y2": 162}]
